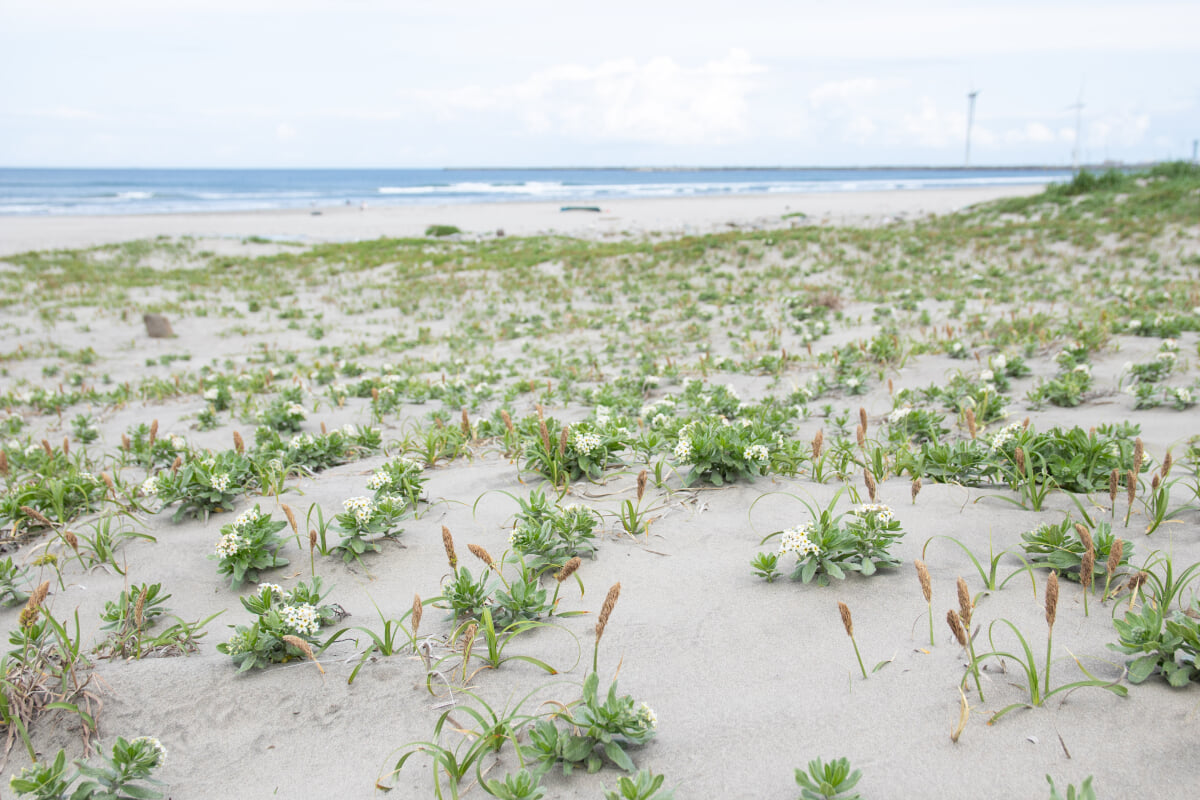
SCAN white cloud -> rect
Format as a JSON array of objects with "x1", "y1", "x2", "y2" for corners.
[
  {"x1": 400, "y1": 50, "x2": 766, "y2": 145},
  {"x1": 899, "y1": 98, "x2": 965, "y2": 149},
  {"x1": 808, "y1": 78, "x2": 908, "y2": 107},
  {"x1": 275, "y1": 123, "x2": 297, "y2": 141}
]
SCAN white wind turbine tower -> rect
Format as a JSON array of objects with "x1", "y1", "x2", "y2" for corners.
[
  {"x1": 1068, "y1": 84, "x2": 1085, "y2": 170},
  {"x1": 964, "y1": 89, "x2": 980, "y2": 166}
]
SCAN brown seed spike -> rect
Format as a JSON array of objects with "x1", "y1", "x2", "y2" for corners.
[
  {"x1": 1080, "y1": 549, "x2": 1095, "y2": 590},
  {"x1": 1126, "y1": 469, "x2": 1137, "y2": 506},
  {"x1": 121, "y1": 433, "x2": 131, "y2": 451},
  {"x1": 282, "y1": 635, "x2": 324, "y2": 674},
  {"x1": 20, "y1": 506, "x2": 54, "y2": 528},
  {"x1": 1045, "y1": 571, "x2": 1059, "y2": 630},
  {"x1": 232, "y1": 430, "x2": 245, "y2": 455},
  {"x1": 915, "y1": 559, "x2": 932, "y2": 603},
  {"x1": 1162, "y1": 451, "x2": 1173, "y2": 479},
  {"x1": 100, "y1": 472, "x2": 114, "y2": 491},
  {"x1": 468, "y1": 543, "x2": 495, "y2": 570},
  {"x1": 555, "y1": 557, "x2": 582, "y2": 583},
  {"x1": 812, "y1": 429, "x2": 824, "y2": 460},
  {"x1": 442, "y1": 526, "x2": 458, "y2": 570},
  {"x1": 965, "y1": 408, "x2": 977, "y2": 440},
  {"x1": 411, "y1": 594, "x2": 423, "y2": 637},
  {"x1": 559, "y1": 425, "x2": 570, "y2": 457},
  {"x1": 64, "y1": 530, "x2": 79, "y2": 551},
  {"x1": 170, "y1": 455, "x2": 182, "y2": 475},
  {"x1": 956, "y1": 577, "x2": 973, "y2": 631},
  {"x1": 1106, "y1": 538, "x2": 1124, "y2": 577},
  {"x1": 62, "y1": 437, "x2": 69, "y2": 456},
  {"x1": 1108, "y1": 469, "x2": 1119, "y2": 505},
  {"x1": 500, "y1": 410, "x2": 514, "y2": 433},
  {"x1": 41, "y1": 439, "x2": 53, "y2": 456},
  {"x1": 149, "y1": 419, "x2": 158, "y2": 446},
  {"x1": 309, "y1": 529, "x2": 317, "y2": 552},
  {"x1": 859, "y1": 407, "x2": 868, "y2": 434},
  {"x1": 281, "y1": 504, "x2": 299, "y2": 536},
  {"x1": 461, "y1": 408, "x2": 471, "y2": 439},
  {"x1": 855, "y1": 424, "x2": 865, "y2": 449},
  {"x1": 595, "y1": 582, "x2": 621, "y2": 641},
  {"x1": 838, "y1": 601, "x2": 854, "y2": 638},
  {"x1": 1074, "y1": 523, "x2": 1094, "y2": 555},
  {"x1": 320, "y1": 421, "x2": 327, "y2": 435},
  {"x1": 1133, "y1": 438, "x2": 1144, "y2": 474},
  {"x1": 134, "y1": 586, "x2": 147, "y2": 630},
  {"x1": 946, "y1": 609, "x2": 968, "y2": 647},
  {"x1": 863, "y1": 468, "x2": 877, "y2": 502},
  {"x1": 911, "y1": 477, "x2": 922, "y2": 504},
  {"x1": 0, "y1": 450, "x2": 8, "y2": 477},
  {"x1": 1014, "y1": 447, "x2": 1026, "y2": 474},
  {"x1": 637, "y1": 469, "x2": 648, "y2": 503}
]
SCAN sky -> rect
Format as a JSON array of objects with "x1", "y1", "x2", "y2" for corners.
[{"x1": 1, "y1": 0, "x2": 1197, "y2": 168}]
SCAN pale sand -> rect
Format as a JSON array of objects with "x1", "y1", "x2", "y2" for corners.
[
  {"x1": 2, "y1": 185, "x2": 1197, "y2": 799},
  {"x1": 0, "y1": 185, "x2": 1042, "y2": 256}
]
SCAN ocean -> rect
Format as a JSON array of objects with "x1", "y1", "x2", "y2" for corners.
[{"x1": 0, "y1": 167, "x2": 1074, "y2": 217}]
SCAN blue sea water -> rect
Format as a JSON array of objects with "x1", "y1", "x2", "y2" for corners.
[{"x1": 0, "y1": 167, "x2": 1074, "y2": 217}]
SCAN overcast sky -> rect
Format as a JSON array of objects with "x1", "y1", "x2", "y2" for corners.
[{"x1": 2, "y1": 0, "x2": 1196, "y2": 168}]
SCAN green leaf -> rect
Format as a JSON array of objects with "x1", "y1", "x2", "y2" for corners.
[
  {"x1": 1127, "y1": 655, "x2": 1160, "y2": 684},
  {"x1": 604, "y1": 740, "x2": 636, "y2": 772}
]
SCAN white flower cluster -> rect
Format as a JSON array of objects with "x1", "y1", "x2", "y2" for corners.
[
  {"x1": 743, "y1": 444, "x2": 769, "y2": 462},
  {"x1": 288, "y1": 433, "x2": 315, "y2": 450},
  {"x1": 638, "y1": 703, "x2": 658, "y2": 729},
  {"x1": 130, "y1": 736, "x2": 168, "y2": 768},
  {"x1": 1073, "y1": 363, "x2": 1091, "y2": 376},
  {"x1": 980, "y1": 370, "x2": 995, "y2": 382},
  {"x1": 169, "y1": 435, "x2": 186, "y2": 450},
  {"x1": 851, "y1": 503, "x2": 895, "y2": 523},
  {"x1": 1162, "y1": 338, "x2": 1179, "y2": 352},
  {"x1": 257, "y1": 582, "x2": 283, "y2": 597},
  {"x1": 215, "y1": 531, "x2": 247, "y2": 558},
  {"x1": 204, "y1": 388, "x2": 220, "y2": 400},
  {"x1": 989, "y1": 422, "x2": 1024, "y2": 452},
  {"x1": 234, "y1": 506, "x2": 260, "y2": 529},
  {"x1": 992, "y1": 354, "x2": 1008, "y2": 372},
  {"x1": 210, "y1": 473, "x2": 230, "y2": 493},
  {"x1": 366, "y1": 471, "x2": 389, "y2": 491},
  {"x1": 343, "y1": 496, "x2": 375, "y2": 525},
  {"x1": 779, "y1": 525, "x2": 820, "y2": 558},
  {"x1": 141, "y1": 476, "x2": 160, "y2": 496},
  {"x1": 573, "y1": 431, "x2": 602, "y2": 456},
  {"x1": 1156, "y1": 351, "x2": 1177, "y2": 363},
  {"x1": 287, "y1": 403, "x2": 306, "y2": 418},
  {"x1": 594, "y1": 406, "x2": 613, "y2": 426},
  {"x1": 1172, "y1": 387, "x2": 1194, "y2": 405},
  {"x1": 886, "y1": 407, "x2": 912, "y2": 424},
  {"x1": 280, "y1": 603, "x2": 319, "y2": 636},
  {"x1": 673, "y1": 438, "x2": 693, "y2": 463}
]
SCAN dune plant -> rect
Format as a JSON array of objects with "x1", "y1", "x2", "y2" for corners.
[
  {"x1": 794, "y1": 757, "x2": 862, "y2": 800},
  {"x1": 672, "y1": 414, "x2": 774, "y2": 487},
  {"x1": 10, "y1": 736, "x2": 168, "y2": 800},
  {"x1": 1046, "y1": 775, "x2": 1096, "y2": 800},
  {"x1": 217, "y1": 578, "x2": 343, "y2": 672},
  {"x1": 330, "y1": 494, "x2": 407, "y2": 564},
  {"x1": 603, "y1": 770, "x2": 675, "y2": 800},
  {"x1": 211, "y1": 505, "x2": 289, "y2": 587},
  {"x1": 978, "y1": 572, "x2": 1127, "y2": 721}
]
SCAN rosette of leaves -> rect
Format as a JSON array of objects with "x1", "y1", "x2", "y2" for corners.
[
  {"x1": 153, "y1": 450, "x2": 251, "y2": 521},
  {"x1": 331, "y1": 495, "x2": 408, "y2": 564},
  {"x1": 885, "y1": 407, "x2": 949, "y2": 445},
  {"x1": 10, "y1": 737, "x2": 168, "y2": 800},
  {"x1": 256, "y1": 396, "x2": 307, "y2": 433},
  {"x1": 508, "y1": 503, "x2": 599, "y2": 576},
  {"x1": 1002, "y1": 426, "x2": 1140, "y2": 494},
  {"x1": 896, "y1": 439, "x2": 996, "y2": 485},
  {"x1": 841, "y1": 505, "x2": 904, "y2": 576},
  {"x1": 211, "y1": 505, "x2": 289, "y2": 587},
  {"x1": 561, "y1": 421, "x2": 629, "y2": 482},
  {"x1": 1021, "y1": 519, "x2": 1132, "y2": 582},
  {"x1": 673, "y1": 415, "x2": 774, "y2": 487},
  {"x1": 794, "y1": 757, "x2": 862, "y2": 800},
  {"x1": 217, "y1": 578, "x2": 340, "y2": 672},
  {"x1": 1111, "y1": 602, "x2": 1196, "y2": 686},
  {"x1": 522, "y1": 672, "x2": 656, "y2": 775},
  {"x1": 252, "y1": 424, "x2": 382, "y2": 475},
  {"x1": 439, "y1": 566, "x2": 496, "y2": 621},
  {"x1": 100, "y1": 583, "x2": 170, "y2": 634},
  {"x1": 366, "y1": 456, "x2": 427, "y2": 507}
]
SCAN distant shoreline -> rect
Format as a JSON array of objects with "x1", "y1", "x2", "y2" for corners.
[{"x1": 0, "y1": 183, "x2": 1045, "y2": 257}]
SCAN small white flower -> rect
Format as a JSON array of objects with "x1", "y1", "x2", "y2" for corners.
[
  {"x1": 141, "y1": 476, "x2": 159, "y2": 496},
  {"x1": 215, "y1": 531, "x2": 247, "y2": 558},
  {"x1": 993, "y1": 355, "x2": 1007, "y2": 371},
  {"x1": 234, "y1": 506, "x2": 260, "y2": 529},
  {"x1": 1073, "y1": 363, "x2": 1091, "y2": 375},
  {"x1": 203, "y1": 388, "x2": 219, "y2": 400},
  {"x1": 638, "y1": 703, "x2": 658, "y2": 729},
  {"x1": 129, "y1": 736, "x2": 167, "y2": 768},
  {"x1": 210, "y1": 473, "x2": 230, "y2": 493},
  {"x1": 573, "y1": 431, "x2": 602, "y2": 456},
  {"x1": 744, "y1": 444, "x2": 769, "y2": 462},
  {"x1": 779, "y1": 525, "x2": 821, "y2": 557},
  {"x1": 1128, "y1": 319, "x2": 1142, "y2": 329},
  {"x1": 980, "y1": 370, "x2": 994, "y2": 382},
  {"x1": 280, "y1": 603, "x2": 319, "y2": 636},
  {"x1": 673, "y1": 438, "x2": 693, "y2": 463},
  {"x1": 258, "y1": 583, "x2": 284, "y2": 597}
]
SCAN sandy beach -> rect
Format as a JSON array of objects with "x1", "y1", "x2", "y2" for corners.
[
  {"x1": 0, "y1": 185, "x2": 1044, "y2": 257},
  {"x1": 1, "y1": 180, "x2": 1198, "y2": 799}
]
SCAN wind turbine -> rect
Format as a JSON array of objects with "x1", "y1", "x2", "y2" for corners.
[
  {"x1": 964, "y1": 89, "x2": 980, "y2": 167},
  {"x1": 1067, "y1": 84, "x2": 1085, "y2": 170}
]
